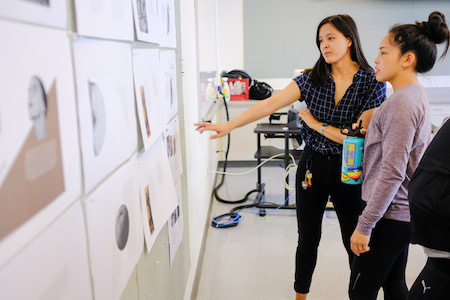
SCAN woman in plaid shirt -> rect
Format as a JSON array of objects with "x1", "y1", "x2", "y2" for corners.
[{"x1": 195, "y1": 14, "x2": 385, "y2": 300}]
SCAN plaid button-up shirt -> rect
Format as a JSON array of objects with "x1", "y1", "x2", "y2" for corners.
[{"x1": 294, "y1": 68, "x2": 386, "y2": 155}]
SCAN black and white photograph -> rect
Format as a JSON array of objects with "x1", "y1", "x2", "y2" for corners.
[
  {"x1": 115, "y1": 204, "x2": 130, "y2": 251},
  {"x1": 136, "y1": 0, "x2": 148, "y2": 33},
  {"x1": 88, "y1": 80, "x2": 106, "y2": 156},
  {"x1": 132, "y1": 0, "x2": 160, "y2": 43},
  {"x1": 27, "y1": 76, "x2": 48, "y2": 141}
]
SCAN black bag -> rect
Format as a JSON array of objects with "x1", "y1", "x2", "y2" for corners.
[
  {"x1": 249, "y1": 80, "x2": 273, "y2": 100},
  {"x1": 221, "y1": 70, "x2": 252, "y2": 86},
  {"x1": 221, "y1": 69, "x2": 273, "y2": 100}
]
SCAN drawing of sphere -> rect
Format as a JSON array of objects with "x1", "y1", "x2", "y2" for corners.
[
  {"x1": 115, "y1": 204, "x2": 130, "y2": 251},
  {"x1": 88, "y1": 80, "x2": 106, "y2": 156}
]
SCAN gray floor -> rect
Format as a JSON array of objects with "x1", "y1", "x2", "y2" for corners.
[{"x1": 196, "y1": 163, "x2": 427, "y2": 300}]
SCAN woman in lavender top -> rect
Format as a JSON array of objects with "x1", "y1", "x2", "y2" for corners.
[{"x1": 349, "y1": 11, "x2": 450, "y2": 300}]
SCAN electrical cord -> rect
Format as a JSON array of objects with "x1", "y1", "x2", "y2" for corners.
[
  {"x1": 213, "y1": 94, "x2": 258, "y2": 204},
  {"x1": 213, "y1": 92, "x2": 298, "y2": 201},
  {"x1": 211, "y1": 212, "x2": 242, "y2": 228},
  {"x1": 212, "y1": 153, "x2": 291, "y2": 175},
  {"x1": 211, "y1": 192, "x2": 292, "y2": 228},
  {"x1": 212, "y1": 153, "x2": 297, "y2": 192},
  {"x1": 211, "y1": 89, "x2": 298, "y2": 228}
]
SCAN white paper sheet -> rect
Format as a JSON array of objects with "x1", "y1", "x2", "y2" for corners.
[
  {"x1": 0, "y1": 21, "x2": 82, "y2": 266},
  {"x1": 132, "y1": 48, "x2": 166, "y2": 151},
  {"x1": 162, "y1": 117, "x2": 183, "y2": 183},
  {"x1": 73, "y1": 38, "x2": 137, "y2": 194},
  {"x1": 160, "y1": 50, "x2": 179, "y2": 119},
  {"x1": 0, "y1": 0, "x2": 67, "y2": 29},
  {"x1": 74, "y1": 0, "x2": 134, "y2": 41},
  {"x1": 83, "y1": 155, "x2": 144, "y2": 300},
  {"x1": 0, "y1": 201, "x2": 92, "y2": 300},
  {"x1": 138, "y1": 137, "x2": 178, "y2": 253},
  {"x1": 132, "y1": 0, "x2": 160, "y2": 43},
  {"x1": 158, "y1": 0, "x2": 176, "y2": 48},
  {"x1": 168, "y1": 179, "x2": 184, "y2": 266}
]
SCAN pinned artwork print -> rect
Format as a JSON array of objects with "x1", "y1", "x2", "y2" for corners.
[{"x1": 0, "y1": 78, "x2": 65, "y2": 241}]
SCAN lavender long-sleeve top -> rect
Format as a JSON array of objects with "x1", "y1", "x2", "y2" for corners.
[{"x1": 357, "y1": 84, "x2": 431, "y2": 235}]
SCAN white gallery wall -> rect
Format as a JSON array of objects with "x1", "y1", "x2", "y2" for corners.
[
  {"x1": 179, "y1": 0, "x2": 220, "y2": 298},
  {"x1": 0, "y1": 0, "x2": 208, "y2": 299}
]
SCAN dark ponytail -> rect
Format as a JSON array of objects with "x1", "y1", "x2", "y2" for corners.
[{"x1": 390, "y1": 11, "x2": 450, "y2": 73}]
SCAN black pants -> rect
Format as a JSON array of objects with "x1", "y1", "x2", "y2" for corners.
[
  {"x1": 294, "y1": 145, "x2": 364, "y2": 293},
  {"x1": 349, "y1": 218, "x2": 411, "y2": 300},
  {"x1": 407, "y1": 258, "x2": 450, "y2": 300}
]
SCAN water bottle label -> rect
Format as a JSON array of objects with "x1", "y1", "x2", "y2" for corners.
[
  {"x1": 341, "y1": 139, "x2": 363, "y2": 184},
  {"x1": 341, "y1": 173, "x2": 351, "y2": 182},
  {"x1": 347, "y1": 165, "x2": 362, "y2": 182},
  {"x1": 344, "y1": 143, "x2": 355, "y2": 166}
]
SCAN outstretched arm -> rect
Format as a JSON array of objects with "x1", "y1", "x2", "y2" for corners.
[{"x1": 195, "y1": 81, "x2": 301, "y2": 139}]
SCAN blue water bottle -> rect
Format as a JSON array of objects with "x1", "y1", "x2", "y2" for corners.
[{"x1": 341, "y1": 120, "x2": 364, "y2": 185}]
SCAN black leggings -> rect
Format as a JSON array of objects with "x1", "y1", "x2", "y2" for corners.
[
  {"x1": 407, "y1": 257, "x2": 450, "y2": 300},
  {"x1": 349, "y1": 218, "x2": 411, "y2": 300},
  {"x1": 294, "y1": 146, "x2": 364, "y2": 294}
]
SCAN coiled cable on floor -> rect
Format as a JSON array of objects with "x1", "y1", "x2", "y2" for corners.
[
  {"x1": 211, "y1": 212, "x2": 242, "y2": 228},
  {"x1": 211, "y1": 192, "x2": 292, "y2": 228}
]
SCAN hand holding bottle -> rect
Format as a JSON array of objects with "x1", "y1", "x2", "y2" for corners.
[
  {"x1": 342, "y1": 121, "x2": 367, "y2": 138},
  {"x1": 341, "y1": 120, "x2": 365, "y2": 185}
]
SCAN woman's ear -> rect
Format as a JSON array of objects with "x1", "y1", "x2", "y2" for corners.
[
  {"x1": 347, "y1": 37, "x2": 352, "y2": 48},
  {"x1": 402, "y1": 51, "x2": 416, "y2": 68}
]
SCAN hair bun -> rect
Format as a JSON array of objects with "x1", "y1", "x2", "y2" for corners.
[{"x1": 427, "y1": 11, "x2": 449, "y2": 44}]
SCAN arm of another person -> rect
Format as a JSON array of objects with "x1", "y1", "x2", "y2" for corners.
[
  {"x1": 195, "y1": 81, "x2": 301, "y2": 139},
  {"x1": 299, "y1": 107, "x2": 377, "y2": 145}
]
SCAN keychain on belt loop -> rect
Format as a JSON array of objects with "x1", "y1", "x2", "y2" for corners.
[{"x1": 302, "y1": 158, "x2": 313, "y2": 190}]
